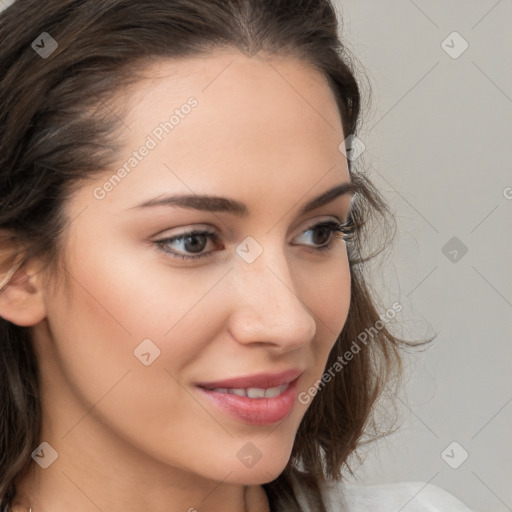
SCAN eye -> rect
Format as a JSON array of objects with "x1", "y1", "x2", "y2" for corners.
[
  {"x1": 293, "y1": 220, "x2": 353, "y2": 254},
  {"x1": 153, "y1": 219, "x2": 354, "y2": 262},
  {"x1": 154, "y1": 229, "x2": 220, "y2": 261}
]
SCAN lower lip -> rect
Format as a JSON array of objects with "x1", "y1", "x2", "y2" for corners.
[{"x1": 195, "y1": 378, "x2": 299, "y2": 425}]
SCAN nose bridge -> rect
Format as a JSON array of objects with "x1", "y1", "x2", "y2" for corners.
[{"x1": 228, "y1": 239, "x2": 317, "y2": 347}]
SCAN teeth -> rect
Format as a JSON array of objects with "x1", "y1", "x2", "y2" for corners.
[
  {"x1": 210, "y1": 383, "x2": 289, "y2": 398},
  {"x1": 229, "y1": 388, "x2": 246, "y2": 397},
  {"x1": 246, "y1": 387, "x2": 266, "y2": 398}
]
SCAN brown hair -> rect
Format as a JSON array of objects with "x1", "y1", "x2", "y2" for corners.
[{"x1": 0, "y1": 1, "x2": 431, "y2": 511}]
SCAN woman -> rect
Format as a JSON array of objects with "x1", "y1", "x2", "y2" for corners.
[{"x1": 0, "y1": 1, "x2": 474, "y2": 511}]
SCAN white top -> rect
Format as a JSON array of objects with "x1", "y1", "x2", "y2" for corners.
[{"x1": 291, "y1": 478, "x2": 475, "y2": 511}]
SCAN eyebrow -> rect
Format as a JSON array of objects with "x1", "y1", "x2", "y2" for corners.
[{"x1": 127, "y1": 181, "x2": 360, "y2": 217}]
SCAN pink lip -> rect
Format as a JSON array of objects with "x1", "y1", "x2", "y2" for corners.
[
  {"x1": 195, "y1": 368, "x2": 303, "y2": 389},
  {"x1": 195, "y1": 375, "x2": 301, "y2": 425}
]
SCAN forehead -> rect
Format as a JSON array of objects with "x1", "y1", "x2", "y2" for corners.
[
  {"x1": 71, "y1": 51, "x2": 350, "y2": 217},
  {"x1": 125, "y1": 51, "x2": 338, "y2": 118},
  {"x1": 121, "y1": 50, "x2": 345, "y2": 153}
]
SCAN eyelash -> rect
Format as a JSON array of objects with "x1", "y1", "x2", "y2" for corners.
[{"x1": 154, "y1": 220, "x2": 354, "y2": 262}]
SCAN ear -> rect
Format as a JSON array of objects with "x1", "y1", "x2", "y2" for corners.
[{"x1": 0, "y1": 237, "x2": 47, "y2": 327}]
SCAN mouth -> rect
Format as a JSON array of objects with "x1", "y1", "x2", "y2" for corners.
[
  {"x1": 195, "y1": 375, "x2": 301, "y2": 425},
  {"x1": 198, "y1": 381, "x2": 291, "y2": 398},
  {"x1": 195, "y1": 368, "x2": 303, "y2": 390}
]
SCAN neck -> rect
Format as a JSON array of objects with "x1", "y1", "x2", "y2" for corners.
[{"x1": 9, "y1": 478, "x2": 271, "y2": 512}]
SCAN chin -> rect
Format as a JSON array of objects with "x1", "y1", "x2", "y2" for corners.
[
  {"x1": 223, "y1": 446, "x2": 292, "y2": 485},
  {"x1": 226, "y1": 463, "x2": 288, "y2": 486}
]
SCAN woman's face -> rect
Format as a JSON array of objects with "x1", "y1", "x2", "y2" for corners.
[{"x1": 31, "y1": 51, "x2": 353, "y2": 498}]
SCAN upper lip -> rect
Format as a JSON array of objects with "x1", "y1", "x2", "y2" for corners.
[{"x1": 196, "y1": 368, "x2": 304, "y2": 390}]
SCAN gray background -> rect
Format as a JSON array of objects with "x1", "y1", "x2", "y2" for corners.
[
  {"x1": 333, "y1": 2, "x2": 512, "y2": 511},
  {"x1": 1, "y1": 0, "x2": 510, "y2": 511}
]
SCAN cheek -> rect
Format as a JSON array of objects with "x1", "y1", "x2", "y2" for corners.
[
  {"x1": 303, "y1": 249, "x2": 351, "y2": 368},
  {"x1": 43, "y1": 237, "x2": 233, "y2": 402},
  {"x1": 299, "y1": 247, "x2": 351, "y2": 334},
  {"x1": 42, "y1": 253, "x2": 224, "y2": 458}
]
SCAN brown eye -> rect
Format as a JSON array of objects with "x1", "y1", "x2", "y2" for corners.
[
  {"x1": 294, "y1": 221, "x2": 352, "y2": 253},
  {"x1": 155, "y1": 229, "x2": 220, "y2": 260}
]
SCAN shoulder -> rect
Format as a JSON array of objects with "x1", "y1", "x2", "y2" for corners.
[{"x1": 318, "y1": 479, "x2": 475, "y2": 512}]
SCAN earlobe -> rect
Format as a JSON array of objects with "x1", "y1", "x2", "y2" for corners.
[{"x1": 0, "y1": 258, "x2": 47, "y2": 327}]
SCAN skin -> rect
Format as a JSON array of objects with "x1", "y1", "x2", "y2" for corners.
[{"x1": 1, "y1": 51, "x2": 353, "y2": 512}]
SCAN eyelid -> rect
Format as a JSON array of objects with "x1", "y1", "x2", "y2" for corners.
[
  {"x1": 302, "y1": 214, "x2": 346, "y2": 227},
  {"x1": 153, "y1": 214, "x2": 348, "y2": 241},
  {"x1": 152, "y1": 223, "x2": 218, "y2": 239}
]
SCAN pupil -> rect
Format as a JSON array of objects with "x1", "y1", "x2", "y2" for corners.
[
  {"x1": 185, "y1": 234, "x2": 206, "y2": 253},
  {"x1": 314, "y1": 226, "x2": 330, "y2": 245}
]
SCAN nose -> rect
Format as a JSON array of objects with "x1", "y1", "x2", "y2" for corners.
[{"x1": 226, "y1": 243, "x2": 317, "y2": 354}]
